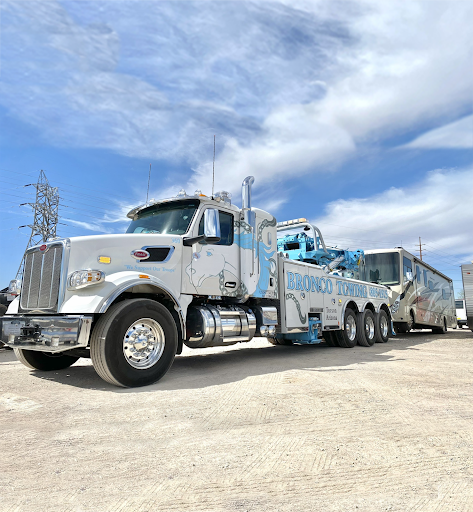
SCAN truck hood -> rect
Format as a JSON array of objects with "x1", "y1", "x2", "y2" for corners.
[
  {"x1": 55, "y1": 233, "x2": 185, "y2": 314},
  {"x1": 66, "y1": 233, "x2": 182, "y2": 274}
]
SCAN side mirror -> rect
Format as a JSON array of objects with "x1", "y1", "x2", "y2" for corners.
[
  {"x1": 404, "y1": 271, "x2": 413, "y2": 283},
  {"x1": 202, "y1": 208, "x2": 221, "y2": 243},
  {"x1": 183, "y1": 208, "x2": 221, "y2": 246}
]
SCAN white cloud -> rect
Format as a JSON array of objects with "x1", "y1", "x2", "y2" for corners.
[
  {"x1": 64, "y1": 218, "x2": 114, "y2": 233},
  {"x1": 312, "y1": 167, "x2": 473, "y2": 264},
  {"x1": 1, "y1": 0, "x2": 472, "y2": 196},
  {"x1": 401, "y1": 115, "x2": 473, "y2": 149}
]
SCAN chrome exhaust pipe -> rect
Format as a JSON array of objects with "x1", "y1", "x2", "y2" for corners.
[{"x1": 242, "y1": 176, "x2": 255, "y2": 210}]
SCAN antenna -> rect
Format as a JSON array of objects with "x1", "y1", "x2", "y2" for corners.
[
  {"x1": 212, "y1": 135, "x2": 216, "y2": 199},
  {"x1": 146, "y1": 163, "x2": 151, "y2": 204}
]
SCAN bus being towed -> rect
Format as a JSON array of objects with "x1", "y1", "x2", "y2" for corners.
[{"x1": 364, "y1": 248, "x2": 455, "y2": 334}]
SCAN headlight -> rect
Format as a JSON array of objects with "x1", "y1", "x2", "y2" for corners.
[
  {"x1": 68, "y1": 270, "x2": 105, "y2": 290},
  {"x1": 8, "y1": 279, "x2": 22, "y2": 295}
]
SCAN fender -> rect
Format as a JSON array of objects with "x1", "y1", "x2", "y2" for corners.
[{"x1": 97, "y1": 275, "x2": 185, "y2": 335}]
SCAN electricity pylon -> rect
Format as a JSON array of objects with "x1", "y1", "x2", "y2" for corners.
[{"x1": 15, "y1": 170, "x2": 60, "y2": 279}]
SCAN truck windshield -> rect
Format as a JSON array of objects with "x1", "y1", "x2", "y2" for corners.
[
  {"x1": 126, "y1": 200, "x2": 199, "y2": 235},
  {"x1": 364, "y1": 252, "x2": 400, "y2": 286}
]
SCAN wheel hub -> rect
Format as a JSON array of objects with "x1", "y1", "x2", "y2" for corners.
[
  {"x1": 123, "y1": 319, "x2": 165, "y2": 369},
  {"x1": 365, "y1": 316, "x2": 375, "y2": 339},
  {"x1": 346, "y1": 316, "x2": 357, "y2": 342},
  {"x1": 380, "y1": 317, "x2": 388, "y2": 337}
]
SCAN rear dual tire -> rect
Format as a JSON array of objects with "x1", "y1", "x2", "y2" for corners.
[
  {"x1": 336, "y1": 308, "x2": 358, "y2": 348},
  {"x1": 336, "y1": 308, "x2": 389, "y2": 348}
]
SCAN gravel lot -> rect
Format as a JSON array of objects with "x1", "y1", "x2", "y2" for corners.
[{"x1": 1, "y1": 329, "x2": 472, "y2": 512}]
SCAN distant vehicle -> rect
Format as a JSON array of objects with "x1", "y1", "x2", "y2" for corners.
[
  {"x1": 364, "y1": 248, "x2": 456, "y2": 333},
  {"x1": 461, "y1": 264, "x2": 473, "y2": 332},
  {"x1": 0, "y1": 280, "x2": 19, "y2": 348},
  {"x1": 455, "y1": 299, "x2": 467, "y2": 328}
]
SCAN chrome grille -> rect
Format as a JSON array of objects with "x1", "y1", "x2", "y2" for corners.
[{"x1": 20, "y1": 245, "x2": 63, "y2": 311}]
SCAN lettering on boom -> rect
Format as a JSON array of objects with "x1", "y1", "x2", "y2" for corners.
[{"x1": 286, "y1": 272, "x2": 333, "y2": 294}]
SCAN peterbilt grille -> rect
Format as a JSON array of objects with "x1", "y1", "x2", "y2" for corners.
[{"x1": 20, "y1": 245, "x2": 63, "y2": 311}]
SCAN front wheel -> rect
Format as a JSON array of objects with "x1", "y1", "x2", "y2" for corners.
[
  {"x1": 14, "y1": 349, "x2": 79, "y2": 371},
  {"x1": 432, "y1": 317, "x2": 447, "y2": 334},
  {"x1": 90, "y1": 299, "x2": 178, "y2": 387}
]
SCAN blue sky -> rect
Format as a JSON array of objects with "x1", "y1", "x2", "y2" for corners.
[{"x1": 1, "y1": 0, "x2": 472, "y2": 295}]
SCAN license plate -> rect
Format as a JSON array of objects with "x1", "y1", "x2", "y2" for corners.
[{"x1": 3, "y1": 321, "x2": 25, "y2": 336}]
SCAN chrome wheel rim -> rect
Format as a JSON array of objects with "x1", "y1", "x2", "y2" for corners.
[
  {"x1": 380, "y1": 316, "x2": 388, "y2": 338},
  {"x1": 365, "y1": 316, "x2": 375, "y2": 340},
  {"x1": 123, "y1": 318, "x2": 165, "y2": 369},
  {"x1": 346, "y1": 315, "x2": 357, "y2": 342}
]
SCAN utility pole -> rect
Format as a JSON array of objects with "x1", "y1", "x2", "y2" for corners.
[
  {"x1": 415, "y1": 236, "x2": 425, "y2": 261},
  {"x1": 15, "y1": 170, "x2": 60, "y2": 279}
]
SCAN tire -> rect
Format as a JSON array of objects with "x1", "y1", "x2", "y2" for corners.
[
  {"x1": 396, "y1": 312, "x2": 414, "y2": 334},
  {"x1": 432, "y1": 317, "x2": 447, "y2": 334},
  {"x1": 356, "y1": 310, "x2": 376, "y2": 347},
  {"x1": 277, "y1": 338, "x2": 293, "y2": 346},
  {"x1": 90, "y1": 299, "x2": 178, "y2": 387},
  {"x1": 375, "y1": 310, "x2": 390, "y2": 343},
  {"x1": 268, "y1": 337, "x2": 293, "y2": 345},
  {"x1": 14, "y1": 349, "x2": 79, "y2": 371},
  {"x1": 336, "y1": 308, "x2": 357, "y2": 348},
  {"x1": 323, "y1": 331, "x2": 338, "y2": 347}
]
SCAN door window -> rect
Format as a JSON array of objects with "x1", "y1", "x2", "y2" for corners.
[{"x1": 198, "y1": 210, "x2": 234, "y2": 246}]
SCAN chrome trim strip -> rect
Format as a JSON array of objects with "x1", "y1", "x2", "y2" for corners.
[{"x1": 57, "y1": 239, "x2": 71, "y2": 312}]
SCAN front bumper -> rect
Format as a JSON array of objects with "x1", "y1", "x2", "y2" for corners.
[{"x1": 0, "y1": 315, "x2": 92, "y2": 353}]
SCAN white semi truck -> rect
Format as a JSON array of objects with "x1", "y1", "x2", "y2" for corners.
[{"x1": 1, "y1": 177, "x2": 392, "y2": 387}]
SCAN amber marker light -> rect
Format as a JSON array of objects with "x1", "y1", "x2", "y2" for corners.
[
  {"x1": 98, "y1": 256, "x2": 111, "y2": 264},
  {"x1": 139, "y1": 274, "x2": 150, "y2": 279}
]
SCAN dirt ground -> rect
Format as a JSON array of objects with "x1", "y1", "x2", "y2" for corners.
[{"x1": 1, "y1": 329, "x2": 472, "y2": 512}]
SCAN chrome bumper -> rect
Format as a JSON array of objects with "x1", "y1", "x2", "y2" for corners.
[{"x1": 0, "y1": 315, "x2": 93, "y2": 353}]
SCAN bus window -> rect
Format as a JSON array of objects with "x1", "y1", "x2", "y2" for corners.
[
  {"x1": 403, "y1": 256, "x2": 413, "y2": 282},
  {"x1": 416, "y1": 265, "x2": 421, "y2": 283},
  {"x1": 423, "y1": 269, "x2": 428, "y2": 287}
]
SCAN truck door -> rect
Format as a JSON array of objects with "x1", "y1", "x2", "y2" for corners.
[{"x1": 186, "y1": 208, "x2": 242, "y2": 297}]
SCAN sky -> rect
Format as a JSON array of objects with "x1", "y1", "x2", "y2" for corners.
[{"x1": 0, "y1": 0, "x2": 472, "y2": 296}]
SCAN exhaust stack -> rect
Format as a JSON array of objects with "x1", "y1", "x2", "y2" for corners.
[{"x1": 241, "y1": 176, "x2": 255, "y2": 210}]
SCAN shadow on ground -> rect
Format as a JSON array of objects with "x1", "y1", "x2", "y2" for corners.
[{"x1": 1, "y1": 330, "x2": 471, "y2": 393}]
